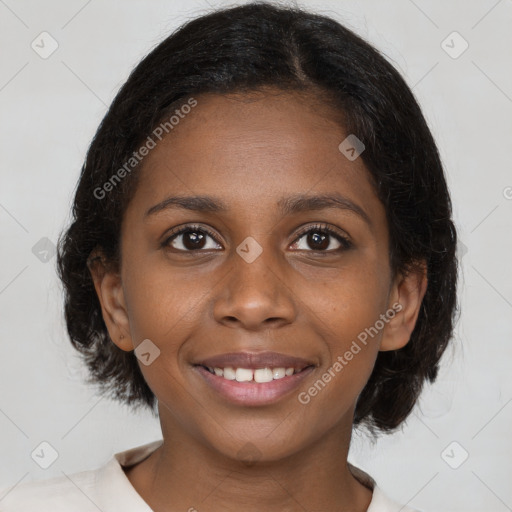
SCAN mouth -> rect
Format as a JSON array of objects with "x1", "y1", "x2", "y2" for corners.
[
  {"x1": 192, "y1": 351, "x2": 316, "y2": 406},
  {"x1": 197, "y1": 365, "x2": 310, "y2": 382}
]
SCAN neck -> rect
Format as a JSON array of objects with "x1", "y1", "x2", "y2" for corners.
[{"x1": 124, "y1": 409, "x2": 373, "y2": 512}]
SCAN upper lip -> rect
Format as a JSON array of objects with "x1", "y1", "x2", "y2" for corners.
[{"x1": 194, "y1": 351, "x2": 315, "y2": 370}]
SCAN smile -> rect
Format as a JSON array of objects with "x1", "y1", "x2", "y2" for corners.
[
  {"x1": 192, "y1": 352, "x2": 316, "y2": 406},
  {"x1": 201, "y1": 365, "x2": 308, "y2": 383}
]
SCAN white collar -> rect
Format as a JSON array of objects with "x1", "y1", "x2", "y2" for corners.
[{"x1": 100, "y1": 440, "x2": 420, "y2": 512}]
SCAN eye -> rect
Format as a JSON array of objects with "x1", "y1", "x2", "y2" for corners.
[
  {"x1": 290, "y1": 223, "x2": 352, "y2": 252},
  {"x1": 161, "y1": 224, "x2": 222, "y2": 252},
  {"x1": 161, "y1": 222, "x2": 352, "y2": 254}
]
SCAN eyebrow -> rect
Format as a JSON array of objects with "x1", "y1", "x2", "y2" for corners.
[{"x1": 144, "y1": 193, "x2": 371, "y2": 226}]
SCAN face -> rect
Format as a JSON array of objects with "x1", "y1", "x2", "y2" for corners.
[{"x1": 92, "y1": 88, "x2": 426, "y2": 463}]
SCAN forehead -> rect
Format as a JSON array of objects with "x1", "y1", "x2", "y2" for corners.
[{"x1": 127, "y1": 89, "x2": 382, "y2": 224}]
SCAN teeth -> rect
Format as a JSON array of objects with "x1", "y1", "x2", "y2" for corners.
[
  {"x1": 205, "y1": 366, "x2": 302, "y2": 382},
  {"x1": 223, "y1": 367, "x2": 236, "y2": 380},
  {"x1": 272, "y1": 368, "x2": 285, "y2": 380},
  {"x1": 254, "y1": 368, "x2": 273, "y2": 383},
  {"x1": 235, "y1": 368, "x2": 253, "y2": 382}
]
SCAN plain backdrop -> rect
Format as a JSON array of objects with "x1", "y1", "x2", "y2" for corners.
[{"x1": 0, "y1": 1, "x2": 511, "y2": 511}]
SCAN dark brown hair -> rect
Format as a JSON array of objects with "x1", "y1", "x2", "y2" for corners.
[{"x1": 56, "y1": 1, "x2": 458, "y2": 437}]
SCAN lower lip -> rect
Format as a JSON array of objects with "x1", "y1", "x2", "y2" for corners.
[{"x1": 194, "y1": 365, "x2": 315, "y2": 406}]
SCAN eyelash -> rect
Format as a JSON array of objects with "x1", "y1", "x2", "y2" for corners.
[
  {"x1": 161, "y1": 223, "x2": 352, "y2": 253},
  {"x1": 294, "y1": 223, "x2": 352, "y2": 251}
]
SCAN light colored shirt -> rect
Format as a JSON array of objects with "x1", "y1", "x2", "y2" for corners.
[{"x1": 0, "y1": 440, "x2": 422, "y2": 511}]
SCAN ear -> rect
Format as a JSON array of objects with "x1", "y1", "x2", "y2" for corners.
[
  {"x1": 380, "y1": 261, "x2": 428, "y2": 352},
  {"x1": 87, "y1": 248, "x2": 134, "y2": 352}
]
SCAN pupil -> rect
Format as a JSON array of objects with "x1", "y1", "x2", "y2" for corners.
[
  {"x1": 185, "y1": 230, "x2": 205, "y2": 249},
  {"x1": 181, "y1": 230, "x2": 330, "y2": 251},
  {"x1": 309, "y1": 232, "x2": 328, "y2": 250}
]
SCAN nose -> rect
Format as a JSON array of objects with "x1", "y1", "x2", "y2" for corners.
[{"x1": 212, "y1": 246, "x2": 297, "y2": 331}]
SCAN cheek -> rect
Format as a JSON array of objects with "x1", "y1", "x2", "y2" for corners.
[
  {"x1": 299, "y1": 264, "x2": 389, "y2": 344},
  {"x1": 120, "y1": 261, "x2": 205, "y2": 413},
  {"x1": 122, "y1": 256, "x2": 214, "y2": 342},
  {"x1": 120, "y1": 258, "x2": 219, "y2": 397},
  {"x1": 294, "y1": 264, "x2": 387, "y2": 399},
  {"x1": 296, "y1": 349, "x2": 377, "y2": 441},
  {"x1": 295, "y1": 277, "x2": 384, "y2": 425}
]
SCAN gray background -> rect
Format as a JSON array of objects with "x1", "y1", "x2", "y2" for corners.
[{"x1": 0, "y1": 0, "x2": 511, "y2": 510}]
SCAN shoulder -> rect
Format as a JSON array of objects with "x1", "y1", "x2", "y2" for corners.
[
  {"x1": 0, "y1": 440, "x2": 161, "y2": 512},
  {"x1": 0, "y1": 468, "x2": 100, "y2": 512},
  {"x1": 369, "y1": 485, "x2": 424, "y2": 512},
  {"x1": 348, "y1": 462, "x2": 425, "y2": 512}
]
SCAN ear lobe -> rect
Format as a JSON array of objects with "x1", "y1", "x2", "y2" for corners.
[
  {"x1": 87, "y1": 250, "x2": 134, "y2": 352},
  {"x1": 380, "y1": 261, "x2": 428, "y2": 352}
]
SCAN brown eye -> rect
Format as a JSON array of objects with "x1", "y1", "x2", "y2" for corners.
[
  {"x1": 162, "y1": 225, "x2": 222, "y2": 252},
  {"x1": 291, "y1": 224, "x2": 352, "y2": 252}
]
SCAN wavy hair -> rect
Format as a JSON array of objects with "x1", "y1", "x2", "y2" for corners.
[{"x1": 56, "y1": 1, "x2": 458, "y2": 436}]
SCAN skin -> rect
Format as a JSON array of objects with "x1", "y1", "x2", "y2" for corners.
[{"x1": 90, "y1": 87, "x2": 427, "y2": 512}]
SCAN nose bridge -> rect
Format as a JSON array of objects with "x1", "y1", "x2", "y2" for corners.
[{"x1": 212, "y1": 236, "x2": 296, "y2": 329}]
